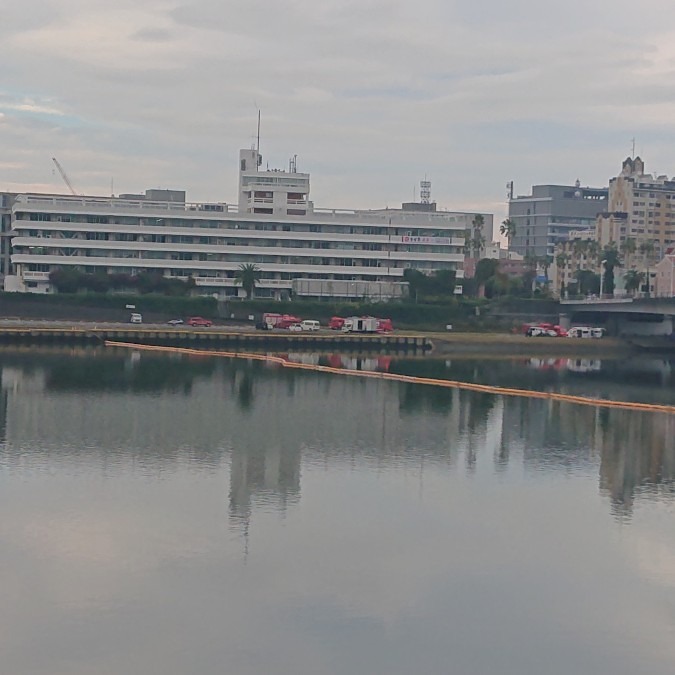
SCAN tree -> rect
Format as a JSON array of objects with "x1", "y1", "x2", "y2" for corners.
[
  {"x1": 49, "y1": 268, "x2": 82, "y2": 293},
  {"x1": 555, "y1": 252, "x2": 570, "y2": 269},
  {"x1": 234, "y1": 263, "x2": 262, "y2": 299},
  {"x1": 403, "y1": 268, "x2": 425, "y2": 302},
  {"x1": 470, "y1": 214, "x2": 486, "y2": 258},
  {"x1": 623, "y1": 269, "x2": 645, "y2": 296},
  {"x1": 587, "y1": 240, "x2": 601, "y2": 263},
  {"x1": 638, "y1": 240, "x2": 657, "y2": 296},
  {"x1": 639, "y1": 239, "x2": 656, "y2": 262},
  {"x1": 499, "y1": 218, "x2": 516, "y2": 248},
  {"x1": 601, "y1": 244, "x2": 622, "y2": 297},
  {"x1": 620, "y1": 237, "x2": 637, "y2": 268},
  {"x1": 540, "y1": 255, "x2": 553, "y2": 284},
  {"x1": 574, "y1": 269, "x2": 601, "y2": 296}
]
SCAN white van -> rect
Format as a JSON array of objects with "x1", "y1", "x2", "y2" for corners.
[
  {"x1": 130, "y1": 313, "x2": 143, "y2": 324},
  {"x1": 567, "y1": 326, "x2": 592, "y2": 338},
  {"x1": 300, "y1": 320, "x2": 320, "y2": 331}
]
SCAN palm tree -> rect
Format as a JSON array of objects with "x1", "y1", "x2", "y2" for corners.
[
  {"x1": 469, "y1": 215, "x2": 486, "y2": 258},
  {"x1": 470, "y1": 230, "x2": 485, "y2": 259},
  {"x1": 586, "y1": 240, "x2": 601, "y2": 263},
  {"x1": 623, "y1": 269, "x2": 645, "y2": 296},
  {"x1": 555, "y1": 251, "x2": 570, "y2": 298},
  {"x1": 600, "y1": 244, "x2": 622, "y2": 297},
  {"x1": 555, "y1": 251, "x2": 570, "y2": 269},
  {"x1": 234, "y1": 263, "x2": 262, "y2": 299},
  {"x1": 638, "y1": 240, "x2": 657, "y2": 297},
  {"x1": 638, "y1": 239, "x2": 656, "y2": 263},
  {"x1": 499, "y1": 218, "x2": 516, "y2": 248},
  {"x1": 619, "y1": 237, "x2": 637, "y2": 269},
  {"x1": 540, "y1": 254, "x2": 553, "y2": 284}
]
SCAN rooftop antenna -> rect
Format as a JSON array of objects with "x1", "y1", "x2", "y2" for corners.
[
  {"x1": 420, "y1": 177, "x2": 431, "y2": 205},
  {"x1": 506, "y1": 180, "x2": 514, "y2": 200},
  {"x1": 631, "y1": 137, "x2": 636, "y2": 159},
  {"x1": 256, "y1": 109, "x2": 261, "y2": 171}
]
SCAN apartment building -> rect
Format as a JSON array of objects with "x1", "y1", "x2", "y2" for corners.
[
  {"x1": 6, "y1": 150, "x2": 489, "y2": 299},
  {"x1": 596, "y1": 157, "x2": 675, "y2": 257},
  {"x1": 508, "y1": 183, "x2": 607, "y2": 258}
]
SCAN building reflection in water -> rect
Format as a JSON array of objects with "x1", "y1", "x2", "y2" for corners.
[{"x1": 0, "y1": 349, "x2": 673, "y2": 525}]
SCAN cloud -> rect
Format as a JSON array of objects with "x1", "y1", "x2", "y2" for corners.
[{"x1": 2, "y1": 0, "x2": 675, "y2": 226}]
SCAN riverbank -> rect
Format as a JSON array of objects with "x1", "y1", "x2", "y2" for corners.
[{"x1": 425, "y1": 332, "x2": 635, "y2": 357}]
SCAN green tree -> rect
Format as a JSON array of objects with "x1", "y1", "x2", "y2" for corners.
[
  {"x1": 470, "y1": 214, "x2": 486, "y2": 258},
  {"x1": 620, "y1": 237, "x2": 637, "y2": 268},
  {"x1": 234, "y1": 263, "x2": 263, "y2": 299},
  {"x1": 539, "y1": 255, "x2": 553, "y2": 284},
  {"x1": 623, "y1": 269, "x2": 645, "y2": 296},
  {"x1": 574, "y1": 269, "x2": 601, "y2": 296},
  {"x1": 49, "y1": 268, "x2": 83, "y2": 293},
  {"x1": 499, "y1": 218, "x2": 516, "y2": 247}
]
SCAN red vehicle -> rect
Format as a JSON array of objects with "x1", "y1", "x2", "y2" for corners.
[
  {"x1": 263, "y1": 313, "x2": 301, "y2": 329},
  {"x1": 328, "y1": 316, "x2": 345, "y2": 330},
  {"x1": 187, "y1": 316, "x2": 213, "y2": 327},
  {"x1": 376, "y1": 318, "x2": 393, "y2": 333},
  {"x1": 522, "y1": 322, "x2": 567, "y2": 337}
]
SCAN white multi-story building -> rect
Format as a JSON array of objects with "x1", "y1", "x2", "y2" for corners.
[{"x1": 6, "y1": 150, "x2": 490, "y2": 299}]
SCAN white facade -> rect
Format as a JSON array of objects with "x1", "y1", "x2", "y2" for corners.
[
  {"x1": 238, "y1": 149, "x2": 311, "y2": 217},
  {"x1": 5, "y1": 150, "x2": 494, "y2": 299}
]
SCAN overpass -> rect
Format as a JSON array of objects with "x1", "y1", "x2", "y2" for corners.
[{"x1": 559, "y1": 297, "x2": 675, "y2": 337}]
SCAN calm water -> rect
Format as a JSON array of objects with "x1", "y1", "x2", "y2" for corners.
[{"x1": 0, "y1": 347, "x2": 674, "y2": 675}]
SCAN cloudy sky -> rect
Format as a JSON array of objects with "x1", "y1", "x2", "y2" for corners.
[{"x1": 3, "y1": 0, "x2": 675, "y2": 230}]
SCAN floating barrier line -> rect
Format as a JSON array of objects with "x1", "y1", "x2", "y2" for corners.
[{"x1": 104, "y1": 341, "x2": 675, "y2": 416}]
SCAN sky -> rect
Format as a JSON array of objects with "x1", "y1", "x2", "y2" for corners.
[{"x1": 3, "y1": 0, "x2": 675, "y2": 233}]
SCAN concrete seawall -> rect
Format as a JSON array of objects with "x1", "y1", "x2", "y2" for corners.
[{"x1": 0, "y1": 325, "x2": 431, "y2": 352}]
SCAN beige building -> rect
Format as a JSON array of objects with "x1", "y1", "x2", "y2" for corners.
[
  {"x1": 596, "y1": 157, "x2": 675, "y2": 255},
  {"x1": 654, "y1": 253, "x2": 675, "y2": 298}
]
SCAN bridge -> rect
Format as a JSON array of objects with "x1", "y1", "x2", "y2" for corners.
[{"x1": 560, "y1": 297, "x2": 675, "y2": 337}]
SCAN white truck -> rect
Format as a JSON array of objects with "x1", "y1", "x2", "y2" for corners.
[{"x1": 341, "y1": 316, "x2": 379, "y2": 333}]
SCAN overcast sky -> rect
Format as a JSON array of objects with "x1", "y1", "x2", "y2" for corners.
[{"x1": 3, "y1": 0, "x2": 675, "y2": 232}]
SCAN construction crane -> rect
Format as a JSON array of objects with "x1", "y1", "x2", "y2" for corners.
[{"x1": 51, "y1": 157, "x2": 79, "y2": 196}]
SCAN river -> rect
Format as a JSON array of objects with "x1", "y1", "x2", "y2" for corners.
[{"x1": 0, "y1": 346, "x2": 674, "y2": 675}]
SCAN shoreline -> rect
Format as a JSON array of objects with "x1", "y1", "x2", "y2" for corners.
[{"x1": 423, "y1": 332, "x2": 636, "y2": 357}]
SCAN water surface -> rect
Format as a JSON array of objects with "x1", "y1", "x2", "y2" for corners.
[{"x1": 0, "y1": 347, "x2": 674, "y2": 675}]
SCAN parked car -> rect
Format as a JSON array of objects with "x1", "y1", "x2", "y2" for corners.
[
  {"x1": 526, "y1": 326, "x2": 557, "y2": 337},
  {"x1": 129, "y1": 313, "x2": 143, "y2": 324},
  {"x1": 567, "y1": 326, "x2": 593, "y2": 338},
  {"x1": 300, "y1": 320, "x2": 320, "y2": 331},
  {"x1": 288, "y1": 323, "x2": 303, "y2": 332},
  {"x1": 187, "y1": 316, "x2": 213, "y2": 327},
  {"x1": 167, "y1": 318, "x2": 184, "y2": 326},
  {"x1": 255, "y1": 321, "x2": 270, "y2": 330}
]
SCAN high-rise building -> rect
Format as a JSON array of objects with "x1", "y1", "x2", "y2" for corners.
[
  {"x1": 508, "y1": 183, "x2": 608, "y2": 259},
  {"x1": 596, "y1": 157, "x2": 675, "y2": 257}
]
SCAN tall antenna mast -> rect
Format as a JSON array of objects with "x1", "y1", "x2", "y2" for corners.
[
  {"x1": 631, "y1": 137, "x2": 636, "y2": 159},
  {"x1": 420, "y1": 178, "x2": 431, "y2": 205},
  {"x1": 256, "y1": 110, "x2": 261, "y2": 171}
]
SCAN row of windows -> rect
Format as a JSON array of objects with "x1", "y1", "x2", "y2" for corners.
[
  {"x1": 15, "y1": 249, "x2": 458, "y2": 269},
  {"x1": 17, "y1": 216, "x2": 460, "y2": 239}
]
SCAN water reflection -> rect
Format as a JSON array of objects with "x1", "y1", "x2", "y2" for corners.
[
  {"x1": 1, "y1": 347, "x2": 675, "y2": 674},
  {"x1": 0, "y1": 348, "x2": 673, "y2": 521}
]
